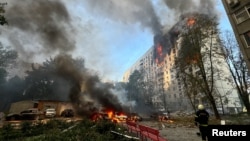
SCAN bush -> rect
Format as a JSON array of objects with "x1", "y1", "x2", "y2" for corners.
[
  {"x1": 0, "y1": 124, "x2": 22, "y2": 140},
  {"x1": 0, "y1": 119, "x2": 136, "y2": 141}
]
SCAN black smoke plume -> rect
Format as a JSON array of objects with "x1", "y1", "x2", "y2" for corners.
[{"x1": 4, "y1": 0, "x2": 127, "y2": 117}]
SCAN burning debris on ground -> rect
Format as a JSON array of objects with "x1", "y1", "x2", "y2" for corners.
[
  {"x1": 0, "y1": 1, "x2": 235, "y2": 140},
  {"x1": 1, "y1": 0, "x2": 220, "y2": 117}
]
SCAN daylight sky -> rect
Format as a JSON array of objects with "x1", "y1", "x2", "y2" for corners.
[{"x1": 0, "y1": 0, "x2": 233, "y2": 82}]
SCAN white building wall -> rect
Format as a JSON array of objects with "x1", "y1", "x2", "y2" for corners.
[{"x1": 123, "y1": 30, "x2": 242, "y2": 113}]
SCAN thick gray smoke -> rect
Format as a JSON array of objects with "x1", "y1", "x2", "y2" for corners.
[
  {"x1": 5, "y1": 0, "x2": 74, "y2": 56},
  {"x1": 4, "y1": 0, "x2": 127, "y2": 117},
  {"x1": 82, "y1": 0, "x2": 217, "y2": 34},
  {"x1": 2, "y1": 0, "x2": 218, "y2": 116},
  {"x1": 82, "y1": 0, "x2": 162, "y2": 34},
  {"x1": 163, "y1": 0, "x2": 217, "y2": 16},
  {"x1": 53, "y1": 54, "x2": 126, "y2": 116},
  {"x1": 153, "y1": 0, "x2": 217, "y2": 65}
]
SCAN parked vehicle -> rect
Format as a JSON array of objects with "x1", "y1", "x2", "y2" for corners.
[
  {"x1": 45, "y1": 108, "x2": 56, "y2": 118},
  {"x1": 20, "y1": 108, "x2": 44, "y2": 120},
  {"x1": 5, "y1": 113, "x2": 22, "y2": 121},
  {"x1": 61, "y1": 109, "x2": 74, "y2": 117}
]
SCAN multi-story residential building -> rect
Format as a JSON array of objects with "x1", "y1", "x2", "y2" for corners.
[
  {"x1": 123, "y1": 14, "x2": 242, "y2": 113},
  {"x1": 122, "y1": 47, "x2": 157, "y2": 82},
  {"x1": 221, "y1": 0, "x2": 250, "y2": 71}
]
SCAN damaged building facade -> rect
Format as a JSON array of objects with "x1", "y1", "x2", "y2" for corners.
[{"x1": 123, "y1": 14, "x2": 242, "y2": 114}]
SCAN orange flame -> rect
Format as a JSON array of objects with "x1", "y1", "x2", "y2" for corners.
[
  {"x1": 155, "y1": 43, "x2": 164, "y2": 65},
  {"x1": 187, "y1": 17, "x2": 195, "y2": 26},
  {"x1": 91, "y1": 109, "x2": 128, "y2": 123},
  {"x1": 107, "y1": 111, "x2": 113, "y2": 119},
  {"x1": 157, "y1": 43, "x2": 163, "y2": 56}
]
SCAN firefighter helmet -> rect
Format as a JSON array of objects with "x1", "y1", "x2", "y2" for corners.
[{"x1": 198, "y1": 104, "x2": 204, "y2": 110}]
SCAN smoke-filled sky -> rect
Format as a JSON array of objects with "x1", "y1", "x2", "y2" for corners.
[{"x1": 0, "y1": 0, "x2": 232, "y2": 81}]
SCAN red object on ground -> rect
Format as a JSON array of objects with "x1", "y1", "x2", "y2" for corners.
[
  {"x1": 126, "y1": 120, "x2": 141, "y2": 136},
  {"x1": 138, "y1": 124, "x2": 168, "y2": 141}
]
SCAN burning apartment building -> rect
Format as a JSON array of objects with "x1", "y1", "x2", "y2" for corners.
[
  {"x1": 0, "y1": 0, "x2": 243, "y2": 121},
  {"x1": 124, "y1": 13, "x2": 242, "y2": 113}
]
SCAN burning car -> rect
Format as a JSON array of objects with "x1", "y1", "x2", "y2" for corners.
[
  {"x1": 90, "y1": 109, "x2": 128, "y2": 123},
  {"x1": 113, "y1": 112, "x2": 128, "y2": 122},
  {"x1": 127, "y1": 113, "x2": 142, "y2": 122},
  {"x1": 91, "y1": 112, "x2": 110, "y2": 122}
]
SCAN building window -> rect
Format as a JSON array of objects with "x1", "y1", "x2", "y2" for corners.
[
  {"x1": 243, "y1": 31, "x2": 250, "y2": 48},
  {"x1": 234, "y1": 8, "x2": 249, "y2": 24},
  {"x1": 226, "y1": 0, "x2": 240, "y2": 8}
]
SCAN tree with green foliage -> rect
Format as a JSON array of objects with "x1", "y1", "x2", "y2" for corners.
[
  {"x1": 0, "y1": 28, "x2": 18, "y2": 111},
  {"x1": 0, "y1": 119, "x2": 134, "y2": 141},
  {"x1": 24, "y1": 57, "x2": 85, "y2": 100},
  {"x1": 0, "y1": 5, "x2": 19, "y2": 111},
  {"x1": 126, "y1": 69, "x2": 157, "y2": 113},
  {"x1": 0, "y1": 43, "x2": 17, "y2": 82},
  {"x1": 126, "y1": 70, "x2": 145, "y2": 102}
]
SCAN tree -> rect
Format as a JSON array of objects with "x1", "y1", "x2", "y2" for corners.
[
  {"x1": 140, "y1": 69, "x2": 158, "y2": 106},
  {"x1": 176, "y1": 70, "x2": 200, "y2": 111},
  {"x1": 24, "y1": 57, "x2": 85, "y2": 100},
  {"x1": 0, "y1": 44, "x2": 18, "y2": 111},
  {"x1": 0, "y1": 5, "x2": 7, "y2": 25},
  {"x1": 0, "y1": 5, "x2": 13, "y2": 84},
  {"x1": 126, "y1": 70, "x2": 144, "y2": 102},
  {"x1": 0, "y1": 76, "x2": 26, "y2": 111},
  {"x1": 125, "y1": 69, "x2": 156, "y2": 113},
  {"x1": 175, "y1": 14, "x2": 221, "y2": 119},
  {"x1": 0, "y1": 43, "x2": 17, "y2": 83},
  {"x1": 221, "y1": 30, "x2": 250, "y2": 115}
]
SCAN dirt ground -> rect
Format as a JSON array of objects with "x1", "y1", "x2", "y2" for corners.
[
  {"x1": 149, "y1": 123, "x2": 202, "y2": 141},
  {"x1": 137, "y1": 115, "x2": 221, "y2": 141},
  {"x1": 136, "y1": 113, "x2": 250, "y2": 141},
  {"x1": 139, "y1": 120, "x2": 202, "y2": 141}
]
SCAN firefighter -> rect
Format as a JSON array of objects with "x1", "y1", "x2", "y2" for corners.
[{"x1": 195, "y1": 104, "x2": 209, "y2": 141}]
